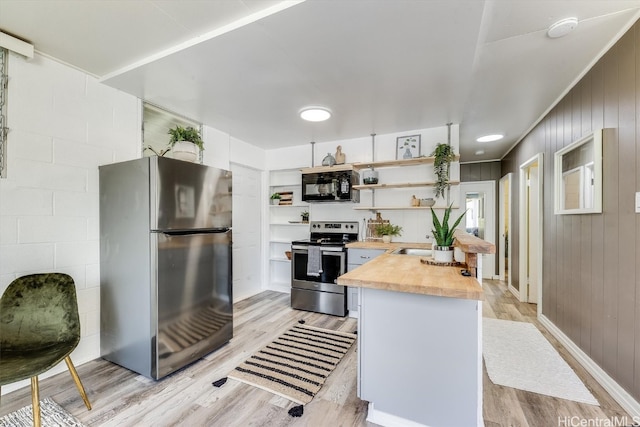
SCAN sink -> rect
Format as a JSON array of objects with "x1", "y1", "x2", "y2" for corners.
[{"x1": 391, "y1": 248, "x2": 432, "y2": 257}]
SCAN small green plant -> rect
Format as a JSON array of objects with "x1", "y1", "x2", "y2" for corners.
[
  {"x1": 431, "y1": 204, "x2": 466, "y2": 248},
  {"x1": 431, "y1": 143, "x2": 456, "y2": 198},
  {"x1": 375, "y1": 223, "x2": 403, "y2": 237},
  {"x1": 270, "y1": 193, "x2": 281, "y2": 200},
  {"x1": 168, "y1": 126, "x2": 204, "y2": 150},
  {"x1": 301, "y1": 210, "x2": 309, "y2": 221}
]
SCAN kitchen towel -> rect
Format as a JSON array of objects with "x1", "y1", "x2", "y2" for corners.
[{"x1": 306, "y1": 246, "x2": 322, "y2": 276}]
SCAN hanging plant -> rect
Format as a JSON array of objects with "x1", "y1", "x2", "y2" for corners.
[{"x1": 431, "y1": 143, "x2": 456, "y2": 199}]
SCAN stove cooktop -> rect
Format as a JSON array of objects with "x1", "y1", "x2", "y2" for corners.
[
  {"x1": 292, "y1": 221, "x2": 360, "y2": 247},
  {"x1": 291, "y1": 237, "x2": 357, "y2": 246}
]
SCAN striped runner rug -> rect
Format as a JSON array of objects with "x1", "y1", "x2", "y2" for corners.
[{"x1": 228, "y1": 323, "x2": 357, "y2": 404}]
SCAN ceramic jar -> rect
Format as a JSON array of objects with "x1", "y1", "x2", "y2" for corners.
[{"x1": 363, "y1": 168, "x2": 379, "y2": 184}]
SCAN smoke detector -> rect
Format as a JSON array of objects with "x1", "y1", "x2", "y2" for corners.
[{"x1": 547, "y1": 18, "x2": 578, "y2": 39}]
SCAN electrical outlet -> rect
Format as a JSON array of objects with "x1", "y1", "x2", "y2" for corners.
[{"x1": 636, "y1": 192, "x2": 640, "y2": 213}]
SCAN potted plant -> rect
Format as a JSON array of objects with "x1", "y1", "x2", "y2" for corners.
[
  {"x1": 431, "y1": 143, "x2": 456, "y2": 199},
  {"x1": 375, "y1": 223, "x2": 403, "y2": 243},
  {"x1": 301, "y1": 210, "x2": 309, "y2": 223},
  {"x1": 168, "y1": 125, "x2": 204, "y2": 162},
  {"x1": 430, "y1": 204, "x2": 466, "y2": 263},
  {"x1": 270, "y1": 193, "x2": 281, "y2": 205}
]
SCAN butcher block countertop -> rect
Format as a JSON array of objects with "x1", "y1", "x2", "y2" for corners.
[
  {"x1": 346, "y1": 231, "x2": 495, "y2": 254},
  {"x1": 340, "y1": 236, "x2": 486, "y2": 301},
  {"x1": 345, "y1": 241, "x2": 431, "y2": 250}
]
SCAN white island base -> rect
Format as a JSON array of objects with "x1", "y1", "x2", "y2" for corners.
[{"x1": 358, "y1": 287, "x2": 482, "y2": 427}]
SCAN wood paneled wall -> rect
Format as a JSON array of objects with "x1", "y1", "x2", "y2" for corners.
[
  {"x1": 501, "y1": 21, "x2": 640, "y2": 399},
  {"x1": 460, "y1": 161, "x2": 501, "y2": 182}
]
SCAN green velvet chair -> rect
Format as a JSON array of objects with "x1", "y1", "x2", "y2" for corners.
[{"x1": 0, "y1": 273, "x2": 92, "y2": 427}]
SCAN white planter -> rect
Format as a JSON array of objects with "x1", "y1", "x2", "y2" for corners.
[
  {"x1": 172, "y1": 141, "x2": 199, "y2": 162},
  {"x1": 382, "y1": 235, "x2": 392, "y2": 243},
  {"x1": 270, "y1": 199, "x2": 280, "y2": 205},
  {"x1": 433, "y1": 246, "x2": 454, "y2": 263}
]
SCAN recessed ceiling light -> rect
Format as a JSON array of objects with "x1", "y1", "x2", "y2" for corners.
[
  {"x1": 475, "y1": 150, "x2": 485, "y2": 156},
  {"x1": 547, "y1": 17, "x2": 578, "y2": 39},
  {"x1": 476, "y1": 134, "x2": 504, "y2": 143},
  {"x1": 299, "y1": 106, "x2": 332, "y2": 122}
]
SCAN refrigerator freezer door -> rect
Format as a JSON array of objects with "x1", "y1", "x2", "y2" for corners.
[
  {"x1": 153, "y1": 230, "x2": 233, "y2": 379},
  {"x1": 152, "y1": 157, "x2": 232, "y2": 231}
]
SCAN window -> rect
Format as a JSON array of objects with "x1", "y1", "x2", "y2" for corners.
[
  {"x1": 142, "y1": 103, "x2": 202, "y2": 163},
  {"x1": 554, "y1": 129, "x2": 603, "y2": 214}
]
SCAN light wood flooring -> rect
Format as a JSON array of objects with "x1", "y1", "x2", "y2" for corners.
[{"x1": 0, "y1": 280, "x2": 632, "y2": 426}]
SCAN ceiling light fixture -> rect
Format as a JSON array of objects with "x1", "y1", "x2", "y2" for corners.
[
  {"x1": 299, "y1": 106, "x2": 332, "y2": 122},
  {"x1": 475, "y1": 150, "x2": 485, "y2": 156},
  {"x1": 476, "y1": 134, "x2": 504, "y2": 143},
  {"x1": 547, "y1": 17, "x2": 578, "y2": 39}
]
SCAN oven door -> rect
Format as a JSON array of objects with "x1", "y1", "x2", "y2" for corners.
[
  {"x1": 291, "y1": 245, "x2": 346, "y2": 293},
  {"x1": 291, "y1": 244, "x2": 347, "y2": 316}
]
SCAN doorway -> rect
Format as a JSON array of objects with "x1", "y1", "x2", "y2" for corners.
[
  {"x1": 518, "y1": 154, "x2": 543, "y2": 313},
  {"x1": 459, "y1": 181, "x2": 495, "y2": 279},
  {"x1": 499, "y1": 173, "x2": 513, "y2": 292}
]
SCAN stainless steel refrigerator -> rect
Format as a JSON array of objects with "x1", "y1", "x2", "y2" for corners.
[{"x1": 99, "y1": 157, "x2": 233, "y2": 380}]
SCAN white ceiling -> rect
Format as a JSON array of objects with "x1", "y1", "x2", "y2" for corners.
[{"x1": 1, "y1": 0, "x2": 640, "y2": 161}]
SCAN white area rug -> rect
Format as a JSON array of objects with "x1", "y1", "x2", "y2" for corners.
[
  {"x1": 0, "y1": 397, "x2": 86, "y2": 427},
  {"x1": 483, "y1": 318, "x2": 599, "y2": 405}
]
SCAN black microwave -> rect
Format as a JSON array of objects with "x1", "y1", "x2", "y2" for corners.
[{"x1": 302, "y1": 169, "x2": 360, "y2": 203}]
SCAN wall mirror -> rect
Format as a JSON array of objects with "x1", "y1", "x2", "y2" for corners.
[{"x1": 554, "y1": 129, "x2": 602, "y2": 214}]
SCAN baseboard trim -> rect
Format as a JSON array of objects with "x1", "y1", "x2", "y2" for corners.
[
  {"x1": 367, "y1": 403, "x2": 428, "y2": 427},
  {"x1": 508, "y1": 284, "x2": 520, "y2": 299},
  {"x1": 264, "y1": 283, "x2": 291, "y2": 294},
  {"x1": 539, "y1": 314, "x2": 640, "y2": 418}
]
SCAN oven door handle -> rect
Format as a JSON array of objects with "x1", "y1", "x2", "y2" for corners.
[{"x1": 291, "y1": 245, "x2": 309, "y2": 251}]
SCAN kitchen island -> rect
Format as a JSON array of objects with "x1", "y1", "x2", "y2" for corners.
[{"x1": 338, "y1": 233, "x2": 492, "y2": 427}]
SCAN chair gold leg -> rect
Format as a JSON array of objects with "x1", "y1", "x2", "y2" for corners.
[
  {"x1": 31, "y1": 376, "x2": 40, "y2": 427},
  {"x1": 64, "y1": 356, "x2": 92, "y2": 410}
]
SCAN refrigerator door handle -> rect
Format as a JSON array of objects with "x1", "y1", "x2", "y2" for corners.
[{"x1": 155, "y1": 228, "x2": 231, "y2": 236}]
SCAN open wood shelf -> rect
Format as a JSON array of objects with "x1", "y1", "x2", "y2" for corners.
[
  {"x1": 270, "y1": 256, "x2": 291, "y2": 263},
  {"x1": 300, "y1": 164, "x2": 353, "y2": 173},
  {"x1": 353, "y1": 181, "x2": 460, "y2": 190},
  {"x1": 353, "y1": 206, "x2": 459, "y2": 211},
  {"x1": 352, "y1": 155, "x2": 459, "y2": 170}
]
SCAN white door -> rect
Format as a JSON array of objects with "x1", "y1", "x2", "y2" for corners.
[
  {"x1": 518, "y1": 153, "x2": 543, "y2": 310},
  {"x1": 528, "y1": 165, "x2": 540, "y2": 304},
  {"x1": 459, "y1": 181, "x2": 495, "y2": 279},
  {"x1": 231, "y1": 163, "x2": 263, "y2": 302}
]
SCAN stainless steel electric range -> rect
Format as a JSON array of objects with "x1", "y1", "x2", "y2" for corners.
[{"x1": 290, "y1": 221, "x2": 359, "y2": 317}]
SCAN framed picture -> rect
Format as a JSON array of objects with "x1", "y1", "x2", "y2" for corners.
[{"x1": 396, "y1": 135, "x2": 421, "y2": 159}]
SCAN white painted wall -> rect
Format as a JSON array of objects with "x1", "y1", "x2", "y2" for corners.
[{"x1": 0, "y1": 52, "x2": 141, "y2": 392}]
